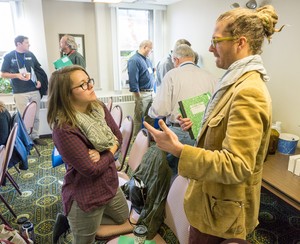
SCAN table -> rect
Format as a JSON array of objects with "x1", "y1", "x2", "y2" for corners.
[{"x1": 262, "y1": 148, "x2": 300, "y2": 211}]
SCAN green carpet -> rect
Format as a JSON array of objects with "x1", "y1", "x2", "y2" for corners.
[
  {"x1": 0, "y1": 137, "x2": 299, "y2": 243},
  {"x1": 247, "y1": 187, "x2": 300, "y2": 244}
]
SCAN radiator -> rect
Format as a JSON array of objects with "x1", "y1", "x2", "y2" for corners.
[
  {"x1": 98, "y1": 94, "x2": 135, "y2": 120},
  {"x1": 4, "y1": 103, "x2": 16, "y2": 112}
]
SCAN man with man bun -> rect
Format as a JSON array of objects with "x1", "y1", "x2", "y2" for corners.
[{"x1": 144, "y1": 5, "x2": 284, "y2": 242}]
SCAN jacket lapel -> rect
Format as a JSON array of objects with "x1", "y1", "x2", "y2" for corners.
[{"x1": 198, "y1": 71, "x2": 256, "y2": 140}]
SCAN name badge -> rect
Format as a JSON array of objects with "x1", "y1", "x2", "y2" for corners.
[
  {"x1": 148, "y1": 67, "x2": 153, "y2": 74},
  {"x1": 19, "y1": 67, "x2": 27, "y2": 75}
]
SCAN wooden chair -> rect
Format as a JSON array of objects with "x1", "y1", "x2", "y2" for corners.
[
  {"x1": 115, "y1": 115, "x2": 134, "y2": 171},
  {"x1": 0, "y1": 123, "x2": 21, "y2": 220},
  {"x1": 22, "y1": 101, "x2": 40, "y2": 156},
  {"x1": 0, "y1": 146, "x2": 12, "y2": 227},
  {"x1": 110, "y1": 105, "x2": 123, "y2": 128}
]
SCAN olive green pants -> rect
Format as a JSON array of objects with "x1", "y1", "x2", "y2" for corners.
[{"x1": 67, "y1": 188, "x2": 129, "y2": 244}]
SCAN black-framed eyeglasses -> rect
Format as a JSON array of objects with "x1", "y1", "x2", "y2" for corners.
[
  {"x1": 211, "y1": 36, "x2": 237, "y2": 48},
  {"x1": 71, "y1": 78, "x2": 94, "y2": 91}
]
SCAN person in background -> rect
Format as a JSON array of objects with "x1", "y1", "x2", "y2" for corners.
[
  {"x1": 148, "y1": 44, "x2": 216, "y2": 176},
  {"x1": 1, "y1": 35, "x2": 47, "y2": 146},
  {"x1": 0, "y1": 101, "x2": 11, "y2": 145},
  {"x1": 193, "y1": 51, "x2": 204, "y2": 67},
  {"x1": 155, "y1": 38, "x2": 191, "y2": 88},
  {"x1": 60, "y1": 34, "x2": 86, "y2": 69},
  {"x1": 128, "y1": 40, "x2": 155, "y2": 136},
  {"x1": 47, "y1": 65, "x2": 128, "y2": 244},
  {"x1": 144, "y1": 5, "x2": 284, "y2": 243}
]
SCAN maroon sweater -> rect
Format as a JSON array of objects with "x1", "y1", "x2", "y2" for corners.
[{"x1": 53, "y1": 106, "x2": 122, "y2": 215}]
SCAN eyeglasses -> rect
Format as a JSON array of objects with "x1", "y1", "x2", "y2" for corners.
[
  {"x1": 211, "y1": 36, "x2": 237, "y2": 48},
  {"x1": 71, "y1": 78, "x2": 94, "y2": 91}
]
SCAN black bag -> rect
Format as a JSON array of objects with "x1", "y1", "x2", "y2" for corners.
[
  {"x1": 34, "y1": 65, "x2": 48, "y2": 98},
  {"x1": 122, "y1": 175, "x2": 147, "y2": 214}
]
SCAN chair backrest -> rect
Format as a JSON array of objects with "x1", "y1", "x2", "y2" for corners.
[
  {"x1": 111, "y1": 105, "x2": 123, "y2": 128},
  {"x1": 0, "y1": 123, "x2": 18, "y2": 184},
  {"x1": 22, "y1": 101, "x2": 37, "y2": 135},
  {"x1": 106, "y1": 96, "x2": 113, "y2": 112},
  {"x1": 164, "y1": 175, "x2": 189, "y2": 244},
  {"x1": 126, "y1": 128, "x2": 150, "y2": 173},
  {"x1": 119, "y1": 115, "x2": 134, "y2": 169}
]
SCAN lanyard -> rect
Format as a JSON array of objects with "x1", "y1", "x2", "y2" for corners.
[{"x1": 15, "y1": 51, "x2": 26, "y2": 70}]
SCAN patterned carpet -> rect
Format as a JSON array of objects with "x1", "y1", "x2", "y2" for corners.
[{"x1": 0, "y1": 137, "x2": 299, "y2": 243}]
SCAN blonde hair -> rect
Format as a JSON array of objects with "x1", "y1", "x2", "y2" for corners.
[
  {"x1": 217, "y1": 5, "x2": 284, "y2": 54},
  {"x1": 47, "y1": 65, "x2": 101, "y2": 129}
]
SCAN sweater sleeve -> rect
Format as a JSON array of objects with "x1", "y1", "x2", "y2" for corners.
[{"x1": 53, "y1": 108, "x2": 120, "y2": 179}]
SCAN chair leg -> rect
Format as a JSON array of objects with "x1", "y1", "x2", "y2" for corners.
[
  {"x1": 34, "y1": 145, "x2": 41, "y2": 157},
  {"x1": 0, "y1": 213, "x2": 12, "y2": 228},
  {"x1": 0, "y1": 194, "x2": 17, "y2": 218},
  {"x1": 5, "y1": 173, "x2": 22, "y2": 195},
  {"x1": 13, "y1": 165, "x2": 20, "y2": 174}
]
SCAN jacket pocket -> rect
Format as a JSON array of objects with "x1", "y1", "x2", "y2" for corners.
[
  {"x1": 207, "y1": 114, "x2": 224, "y2": 127},
  {"x1": 204, "y1": 114, "x2": 226, "y2": 150},
  {"x1": 203, "y1": 195, "x2": 245, "y2": 234}
]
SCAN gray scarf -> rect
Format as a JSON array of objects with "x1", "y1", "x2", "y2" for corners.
[
  {"x1": 201, "y1": 55, "x2": 269, "y2": 128},
  {"x1": 76, "y1": 105, "x2": 117, "y2": 152}
]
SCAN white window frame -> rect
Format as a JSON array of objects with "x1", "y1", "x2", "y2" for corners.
[
  {"x1": 109, "y1": 3, "x2": 166, "y2": 91},
  {"x1": 0, "y1": 1, "x2": 24, "y2": 57}
]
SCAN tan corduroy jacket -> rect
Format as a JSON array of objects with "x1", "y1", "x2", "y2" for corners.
[{"x1": 178, "y1": 71, "x2": 272, "y2": 239}]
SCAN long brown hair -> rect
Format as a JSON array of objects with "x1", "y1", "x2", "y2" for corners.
[{"x1": 47, "y1": 65, "x2": 100, "y2": 129}]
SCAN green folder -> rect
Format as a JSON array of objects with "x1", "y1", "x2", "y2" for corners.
[
  {"x1": 117, "y1": 235, "x2": 156, "y2": 244},
  {"x1": 53, "y1": 56, "x2": 73, "y2": 70},
  {"x1": 178, "y1": 92, "x2": 211, "y2": 140}
]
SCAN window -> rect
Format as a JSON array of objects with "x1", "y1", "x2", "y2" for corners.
[
  {"x1": 117, "y1": 8, "x2": 154, "y2": 89},
  {"x1": 0, "y1": 2, "x2": 15, "y2": 61},
  {"x1": 0, "y1": 2, "x2": 16, "y2": 94}
]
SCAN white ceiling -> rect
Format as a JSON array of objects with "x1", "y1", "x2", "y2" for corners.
[
  {"x1": 55, "y1": 0, "x2": 183, "y2": 5},
  {"x1": 122, "y1": 0, "x2": 183, "y2": 5}
]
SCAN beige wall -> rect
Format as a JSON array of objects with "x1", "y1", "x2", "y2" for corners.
[
  {"x1": 42, "y1": 0, "x2": 101, "y2": 89},
  {"x1": 2, "y1": 0, "x2": 300, "y2": 139},
  {"x1": 167, "y1": 0, "x2": 300, "y2": 138}
]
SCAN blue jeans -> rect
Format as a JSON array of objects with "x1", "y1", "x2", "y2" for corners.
[{"x1": 167, "y1": 126, "x2": 195, "y2": 178}]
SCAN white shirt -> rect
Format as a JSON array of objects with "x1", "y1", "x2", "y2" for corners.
[{"x1": 148, "y1": 61, "x2": 216, "y2": 125}]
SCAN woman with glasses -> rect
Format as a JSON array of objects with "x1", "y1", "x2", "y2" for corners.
[
  {"x1": 144, "y1": 5, "x2": 284, "y2": 243},
  {"x1": 47, "y1": 65, "x2": 128, "y2": 244}
]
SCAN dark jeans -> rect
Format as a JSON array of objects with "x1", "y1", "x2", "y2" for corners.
[
  {"x1": 189, "y1": 226, "x2": 226, "y2": 244},
  {"x1": 167, "y1": 126, "x2": 195, "y2": 179}
]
